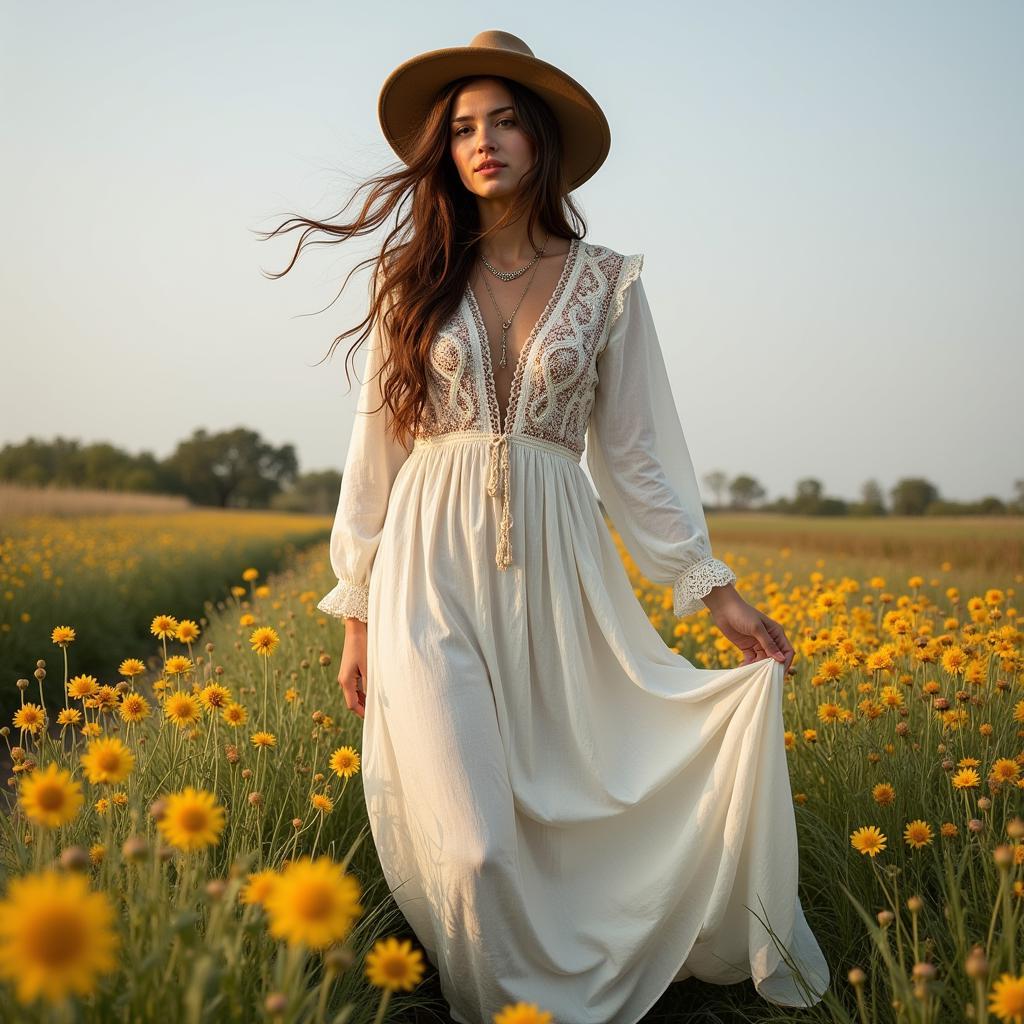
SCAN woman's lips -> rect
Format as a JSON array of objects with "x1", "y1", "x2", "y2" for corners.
[{"x1": 477, "y1": 165, "x2": 505, "y2": 174}]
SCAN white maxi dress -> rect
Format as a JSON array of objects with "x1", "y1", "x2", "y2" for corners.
[{"x1": 318, "y1": 237, "x2": 830, "y2": 1024}]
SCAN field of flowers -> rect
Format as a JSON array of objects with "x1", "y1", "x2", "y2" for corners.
[
  {"x1": 0, "y1": 526, "x2": 1022, "y2": 1024},
  {"x1": 0, "y1": 508, "x2": 332, "y2": 722}
]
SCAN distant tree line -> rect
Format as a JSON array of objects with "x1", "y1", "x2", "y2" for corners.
[
  {"x1": 3, "y1": 434, "x2": 1019, "y2": 518},
  {"x1": 0, "y1": 432, "x2": 342, "y2": 514},
  {"x1": 701, "y1": 471, "x2": 1024, "y2": 516}
]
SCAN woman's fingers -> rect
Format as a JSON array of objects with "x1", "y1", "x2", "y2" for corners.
[
  {"x1": 755, "y1": 620, "x2": 785, "y2": 662},
  {"x1": 338, "y1": 667, "x2": 365, "y2": 719},
  {"x1": 761, "y1": 616, "x2": 795, "y2": 674}
]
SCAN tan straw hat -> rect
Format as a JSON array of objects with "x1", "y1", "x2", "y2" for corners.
[{"x1": 377, "y1": 29, "x2": 610, "y2": 192}]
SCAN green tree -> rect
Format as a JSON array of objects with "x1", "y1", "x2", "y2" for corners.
[
  {"x1": 703, "y1": 470, "x2": 729, "y2": 510},
  {"x1": 728, "y1": 475, "x2": 765, "y2": 510},
  {"x1": 165, "y1": 428, "x2": 299, "y2": 508},
  {"x1": 890, "y1": 477, "x2": 940, "y2": 516},
  {"x1": 271, "y1": 469, "x2": 343, "y2": 514}
]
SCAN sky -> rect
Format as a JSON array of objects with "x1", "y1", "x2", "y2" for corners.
[{"x1": 2, "y1": 0, "x2": 1021, "y2": 505}]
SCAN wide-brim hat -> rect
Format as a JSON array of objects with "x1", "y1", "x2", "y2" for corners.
[{"x1": 377, "y1": 29, "x2": 610, "y2": 192}]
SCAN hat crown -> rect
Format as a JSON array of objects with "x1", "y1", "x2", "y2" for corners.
[
  {"x1": 466, "y1": 30, "x2": 535, "y2": 58},
  {"x1": 378, "y1": 29, "x2": 610, "y2": 191}
]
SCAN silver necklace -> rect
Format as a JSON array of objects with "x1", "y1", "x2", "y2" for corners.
[
  {"x1": 480, "y1": 242, "x2": 544, "y2": 281},
  {"x1": 478, "y1": 235, "x2": 550, "y2": 368}
]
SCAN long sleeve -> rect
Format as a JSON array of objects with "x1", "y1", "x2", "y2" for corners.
[
  {"x1": 585, "y1": 255, "x2": 737, "y2": 618},
  {"x1": 317, "y1": 305, "x2": 411, "y2": 622}
]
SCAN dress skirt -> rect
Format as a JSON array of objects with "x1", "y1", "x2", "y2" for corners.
[{"x1": 360, "y1": 431, "x2": 830, "y2": 1024}]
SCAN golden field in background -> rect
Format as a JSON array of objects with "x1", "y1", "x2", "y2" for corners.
[
  {"x1": 0, "y1": 499, "x2": 332, "y2": 699},
  {"x1": 0, "y1": 483, "x2": 194, "y2": 519}
]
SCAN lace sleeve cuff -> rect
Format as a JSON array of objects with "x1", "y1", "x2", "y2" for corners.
[
  {"x1": 317, "y1": 578, "x2": 370, "y2": 622},
  {"x1": 672, "y1": 556, "x2": 737, "y2": 618}
]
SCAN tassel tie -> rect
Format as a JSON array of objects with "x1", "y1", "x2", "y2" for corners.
[{"x1": 486, "y1": 433, "x2": 513, "y2": 570}]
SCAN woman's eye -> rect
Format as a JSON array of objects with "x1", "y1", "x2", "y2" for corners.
[{"x1": 455, "y1": 119, "x2": 515, "y2": 137}]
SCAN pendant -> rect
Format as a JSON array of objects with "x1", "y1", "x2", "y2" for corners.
[{"x1": 500, "y1": 322, "x2": 512, "y2": 368}]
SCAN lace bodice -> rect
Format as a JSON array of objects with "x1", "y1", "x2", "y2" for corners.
[
  {"x1": 317, "y1": 237, "x2": 737, "y2": 622},
  {"x1": 416, "y1": 237, "x2": 635, "y2": 457}
]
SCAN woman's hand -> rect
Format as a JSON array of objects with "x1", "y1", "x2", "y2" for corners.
[
  {"x1": 338, "y1": 619, "x2": 368, "y2": 719},
  {"x1": 701, "y1": 584, "x2": 795, "y2": 674}
]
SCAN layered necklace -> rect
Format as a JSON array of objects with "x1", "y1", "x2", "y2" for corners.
[{"x1": 477, "y1": 234, "x2": 550, "y2": 368}]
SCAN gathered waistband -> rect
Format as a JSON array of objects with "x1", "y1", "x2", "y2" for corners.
[
  {"x1": 409, "y1": 430, "x2": 582, "y2": 572},
  {"x1": 411, "y1": 429, "x2": 582, "y2": 464}
]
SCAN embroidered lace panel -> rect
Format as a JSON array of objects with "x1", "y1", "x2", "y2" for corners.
[
  {"x1": 471, "y1": 235, "x2": 580, "y2": 437},
  {"x1": 413, "y1": 240, "x2": 629, "y2": 455},
  {"x1": 417, "y1": 305, "x2": 485, "y2": 438},
  {"x1": 517, "y1": 244, "x2": 629, "y2": 456}
]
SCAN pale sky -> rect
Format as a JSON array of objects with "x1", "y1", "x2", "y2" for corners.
[{"x1": 2, "y1": 1, "x2": 1021, "y2": 505}]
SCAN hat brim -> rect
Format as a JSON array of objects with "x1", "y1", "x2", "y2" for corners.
[{"x1": 378, "y1": 45, "x2": 610, "y2": 192}]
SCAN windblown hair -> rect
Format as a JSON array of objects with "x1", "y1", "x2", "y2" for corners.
[{"x1": 258, "y1": 75, "x2": 588, "y2": 449}]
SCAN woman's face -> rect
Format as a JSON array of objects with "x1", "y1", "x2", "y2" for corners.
[{"x1": 449, "y1": 78, "x2": 535, "y2": 200}]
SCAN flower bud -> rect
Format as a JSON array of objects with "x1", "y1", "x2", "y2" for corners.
[
  {"x1": 965, "y1": 946, "x2": 988, "y2": 979},
  {"x1": 59, "y1": 846, "x2": 90, "y2": 872},
  {"x1": 993, "y1": 844, "x2": 1015, "y2": 869},
  {"x1": 265, "y1": 993, "x2": 287, "y2": 1015},
  {"x1": 122, "y1": 836, "x2": 148, "y2": 862},
  {"x1": 325, "y1": 946, "x2": 356, "y2": 973},
  {"x1": 205, "y1": 878, "x2": 227, "y2": 901}
]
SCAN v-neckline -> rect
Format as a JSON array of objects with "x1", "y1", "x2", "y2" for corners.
[{"x1": 466, "y1": 235, "x2": 581, "y2": 436}]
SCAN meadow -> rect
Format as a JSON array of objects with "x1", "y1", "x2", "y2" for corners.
[
  {"x1": 0, "y1": 511, "x2": 1022, "y2": 1024},
  {"x1": 0, "y1": 486, "x2": 332, "y2": 723}
]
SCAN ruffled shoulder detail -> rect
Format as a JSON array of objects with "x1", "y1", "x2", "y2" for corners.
[{"x1": 602, "y1": 252, "x2": 645, "y2": 349}]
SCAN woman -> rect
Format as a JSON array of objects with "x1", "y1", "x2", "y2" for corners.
[{"x1": 295, "y1": 29, "x2": 829, "y2": 1024}]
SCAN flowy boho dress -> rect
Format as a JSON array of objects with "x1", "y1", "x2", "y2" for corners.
[{"x1": 318, "y1": 237, "x2": 830, "y2": 1024}]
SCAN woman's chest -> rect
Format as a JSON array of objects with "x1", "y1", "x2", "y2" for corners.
[{"x1": 416, "y1": 243, "x2": 628, "y2": 456}]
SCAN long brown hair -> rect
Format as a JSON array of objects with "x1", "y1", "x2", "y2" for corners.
[{"x1": 258, "y1": 74, "x2": 588, "y2": 449}]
